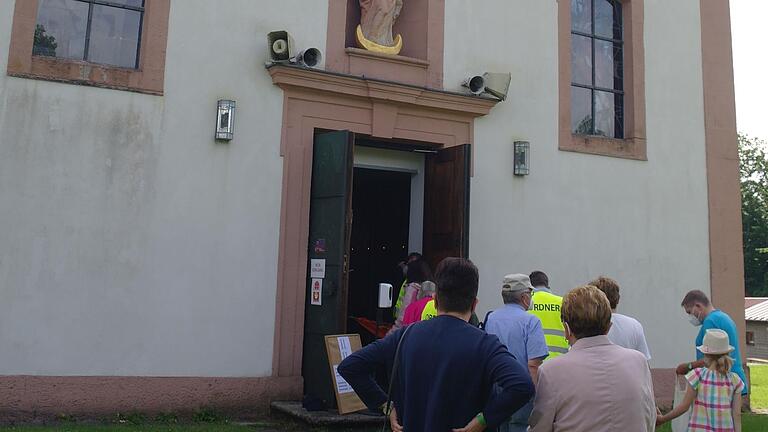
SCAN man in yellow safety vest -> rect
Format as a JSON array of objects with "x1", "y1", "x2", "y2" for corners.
[{"x1": 528, "y1": 270, "x2": 569, "y2": 358}]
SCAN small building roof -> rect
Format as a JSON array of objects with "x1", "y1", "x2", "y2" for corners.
[
  {"x1": 746, "y1": 298, "x2": 768, "y2": 322},
  {"x1": 746, "y1": 297, "x2": 768, "y2": 309}
]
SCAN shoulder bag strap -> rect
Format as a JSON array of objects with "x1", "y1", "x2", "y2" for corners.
[
  {"x1": 382, "y1": 323, "x2": 412, "y2": 432},
  {"x1": 480, "y1": 310, "x2": 494, "y2": 330}
]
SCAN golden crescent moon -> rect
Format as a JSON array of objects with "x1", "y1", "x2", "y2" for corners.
[{"x1": 356, "y1": 25, "x2": 403, "y2": 55}]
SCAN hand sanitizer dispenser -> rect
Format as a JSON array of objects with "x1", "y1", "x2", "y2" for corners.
[{"x1": 378, "y1": 283, "x2": 393, "y2": 308}]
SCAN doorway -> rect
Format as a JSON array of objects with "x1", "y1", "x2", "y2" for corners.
[
  {"x1": 347, "y1": 167, "x2": 412, "y2": 345},
  {"x1": 301, "y1": 131, "x2": 471, "y2": 407}
]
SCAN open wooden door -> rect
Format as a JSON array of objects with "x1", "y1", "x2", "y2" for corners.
[
  {"x1": 422, "y1": 144, "x2": 471, "y2": 271},
  {"x1": 302, "y1": 130, "x2": 354, "y2": 407}
]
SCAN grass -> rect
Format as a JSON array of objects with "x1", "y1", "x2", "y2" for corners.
[
  {"x1": 656, "y1": 413, "x2": 768, "y2": 431},
  {"x1": 0, "y1": 425, "x2": 380, "y2": 432},
  {"x1": 750, "y1": 363, "x2": 768, "y2": 410},
  {"x1": 0, "y1": 426, "x2": 254, "y2": 432},
  {"x1": 0, "y1": 417, "x2": 380, "y2": 432}
]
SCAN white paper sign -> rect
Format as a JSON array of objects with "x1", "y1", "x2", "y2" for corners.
[
  {"x1": 338, "y1": 336, "x2": 352, "y2": 359},
  {"x1": 333, "y1": 365, "x2": 354, "y2": 394},
  {"x1": 310, "y1": 279, "x2": 323, "y2": 306},
  {"x1": 310, "y1": 259, "x2": 326, "y2": 279}
]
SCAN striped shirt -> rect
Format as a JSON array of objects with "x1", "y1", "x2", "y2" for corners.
[{"x1": 685, "y1": 367, "x2": 744, "y2": 431}]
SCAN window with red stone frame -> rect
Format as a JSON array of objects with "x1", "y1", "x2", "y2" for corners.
[
  {"x1": 6, "y1": 0, "x2": 170, "y2": 95},
  {"x1": 558, "y1": 0, "x2": 647, "y2": 160}
]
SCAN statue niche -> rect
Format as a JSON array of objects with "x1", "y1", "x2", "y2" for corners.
[{"x1": 356, "y1": 0, "x2": 404, "y2": 55}]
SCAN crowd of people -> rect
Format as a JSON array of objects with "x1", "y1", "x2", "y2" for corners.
[{"x1": 338, "y1": 255, "x2": 748, "y2": 432}]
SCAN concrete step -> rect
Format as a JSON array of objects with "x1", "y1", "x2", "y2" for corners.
[{"x1": 271, "y1": 401, "x2": 384, "y2": 428}]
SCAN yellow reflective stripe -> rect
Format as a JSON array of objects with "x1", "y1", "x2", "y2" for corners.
[
  {"x1": 548, "y1": 346, "x2": 569, "y2": 354},
  {"x1": 394, "y1": 280, "x2": 407, "y2": 318},
  {"x1": 395, "y1": 280, "x2": 407, "y2": 308},
  {"x1": 421, "y1": 299, "x2": 437, "y2": 321}
]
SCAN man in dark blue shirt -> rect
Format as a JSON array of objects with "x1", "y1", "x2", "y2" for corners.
[{"x1": 339, "y1": 258, "x2": 534, "y2": 431}]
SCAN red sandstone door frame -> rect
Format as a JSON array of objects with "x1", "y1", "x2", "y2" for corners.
[
  {"x1": 269, "y1": 66, "x2": 498, "y2": 384},
  {"x1": 301, "y1": 131, "x2": 473, "y2": 405}
]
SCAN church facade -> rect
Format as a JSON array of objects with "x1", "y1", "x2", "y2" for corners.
[{"x1": 0, "y1": 0, "x2": 744, "y2": 418}]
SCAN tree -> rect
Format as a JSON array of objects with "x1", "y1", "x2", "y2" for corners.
[
  {"x1": 739, "y1": 133, "x2": 768, "y2": 296},
  {"x1": 33, "y1": 24, "x2": 57, "y2": 57}
]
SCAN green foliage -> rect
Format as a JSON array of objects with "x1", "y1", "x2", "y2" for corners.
[
  {"x1": 114, "y1": 412, "x2": 146, "y2": 425},
  {"x1": 153, "y1": 412, "x2": 178, "y2": 424},
  {"x1": 0, "y1": 425, "x2": 256, "y2": 431},
  {"x1": 574, "y1": 116, "x2": 593, "y2": 135},
  {"x1": 192, "y1": 407, "x2": 226, "y2": 423},
  {"x1": 33, "y1": 24, "x2": 57, "y2": 57},
  {"x1": 55, "y1": 413, "x2": 77, "y2": 423},
  {"x1": 739, "y1": 134, "x2": 768, "y2": 296}
]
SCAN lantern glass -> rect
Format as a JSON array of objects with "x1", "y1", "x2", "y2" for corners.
[
  {"x1": 514, "y1": 141, "x2": 530, "y2": 176},
  {"x1": 216, "y1": 100, "x2": 235, "y2": 140}
]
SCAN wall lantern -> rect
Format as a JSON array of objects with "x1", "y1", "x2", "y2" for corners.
[
  {"x1": 513, "y1": 141, "x2": 530, "y2": 176},
  {"x1": 215, "y1": 99, "x2": 236, "y2": 141}
]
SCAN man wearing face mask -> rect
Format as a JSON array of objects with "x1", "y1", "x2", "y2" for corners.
[
  {"x1": 485, "y1": 274, "x2": 548, "y2": 432},
  {"x1": 676, "y1": 290, "x2": 749, "y2": 396}
]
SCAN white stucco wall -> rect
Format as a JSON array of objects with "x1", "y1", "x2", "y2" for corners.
[
  {"x1": 0, "y1": 0, "x2": 715, "y2": 378},
  {"x1": 445, "y1": 0, "x2": 710, "y2": 368},
  {"x1": 0, "y1": 0, "x2": 328, "y2": 376}
]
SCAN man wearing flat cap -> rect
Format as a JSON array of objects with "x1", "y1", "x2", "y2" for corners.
[{"x1": 485, "y1": 274, "x2": 549, "y2": 432}]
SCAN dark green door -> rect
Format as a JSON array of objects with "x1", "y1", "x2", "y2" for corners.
[{"x1": 302, "y1": 130, "x2": 354, "y2": 407}]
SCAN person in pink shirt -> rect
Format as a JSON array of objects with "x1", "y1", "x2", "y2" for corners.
[{"x1": 403, "y1": 281, "x2": 436, "y2": 326}]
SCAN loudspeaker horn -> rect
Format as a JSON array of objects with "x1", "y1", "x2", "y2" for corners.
[
  {"x1": 293, "y1": 48, "x2": 323, "y2": 68},
  {"x1": 267, "y1": 30, "x2": 295, "y2": 63},
  {"x1": 462, "y1": 75, "x2": 486, "y2": 95},
  {"x1": 483, "y1": 72, "x2": 512, "y2": 101}
]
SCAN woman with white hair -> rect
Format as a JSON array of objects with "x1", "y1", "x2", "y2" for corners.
[{"x1": 401, "y1": 280, "x2": 436, "y2": 326}]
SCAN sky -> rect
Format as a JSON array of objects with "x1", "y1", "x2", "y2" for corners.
[{"x1": 731, "y1": 0, "x2": 768, "y2": 142}]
